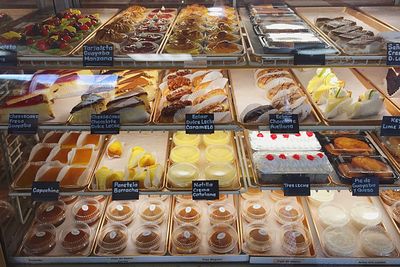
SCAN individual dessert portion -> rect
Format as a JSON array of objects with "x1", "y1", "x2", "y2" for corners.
[
  {"x1": 97, "y1": 223, "x2": 128, "y2": 254},
  {"x1": 305, "y1": 68, "x2": 385, "y2": 120},
  {"x1": 35, "y1": 200, "x2": 66, "y2": 227},
  {"x1": 172, "y1": 224, "x2": 201, "y2": 254},
  {"x1": 274, "y1": 199, "x2": 304, "y2": 225},
  {"x1": 360, "y1": 226, "x2": 396, "y2": 257},
  {"x1": 321, "y1": 226, "x2": 356, "y2": 257},
  {"x1": 315, "y1": 16, "x2": 385, "y2": 54},
  {"x1": 244, "y1": 223, "x2": 274, "y2": 253},
  {"x1": 133, "y1": 224, "x2": 162, "y2": 254},
  {"x1": 308, "y1": 190, "x2": 335, "y2": 206},
  {"x1": 385, "y1": 67, "x2": 400, "y2": 98},
  {"x1": 165, "y1": 5, "x2": 243, "y2": 55},
  {"x1": 139, "y1": 199, "x2": 165, "y2": 225},
  {"x1": 381, "y1": 190, "x2": 400, "y2": 206},
  {"x1": 249, "y1": 131, "x2": 321, "y2": 151},
  {"x1": 391, "y1": 200, "x2": 400, "y2": 225},
  {"x1": 72, "y1": 198, "x2": 101, "y2": 226},
  {"x1": 320, "y1": 134, "x2": 375, "y2": 156},
  {"x1": 94, "y1": 133, "x2": 166, "y2": 190},
  {"x1": 242, "y1": 199, "x2": 269, "y2": 223},
  {"x1": 349, "y1": 201, "x2": 382, "y2": 230},
  {"x1": 0, "y1": 9, "x2": 100, "y2": 55},
  {"x1": 60, "y1": 222, "x2": 91, "y2": 255},
  {"x1": 207, "y1": 223, "x2": 238, "y2": 254},
  {"x1": 105, "y1": 201, "x2": 135, "y2": 226},
  {"x1": 240, "y1": 69, "x2": 312, "y2": 124},
  {"x1": 208, "y1": 203, "x2": 237, "y2": 225},
  {"x1": 317, "y1": 203, "x2": 349, "y2": 228},
  {"x1": 280, "y1": 223, "x2": 311, "y2": 255},
  {"x1": 174, "y1": 201, "x2": 202, "y2": 225},
  {"x1": 22, "y1": 223, "x2": 57, "y2": 256},
  {"x1": 157, "y1": 69, "x2": 231, "y2": 123}
]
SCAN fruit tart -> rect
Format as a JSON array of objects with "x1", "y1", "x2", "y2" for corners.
[
  {"x1": 120, "y1": 41, "x2": 159, "y2": 54},
  {"x1": 205, "y1": 41, "x2": 242, "y2": 54},
  {"x1": 165, "y1": 40, "x2": 202, "y2": 54},
  {"x1": 207, "y1": 30, "x2": 240, "y2": 43}
]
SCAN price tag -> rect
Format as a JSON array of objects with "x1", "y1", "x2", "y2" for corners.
[
  {"x1": 269, "y1": 114, "x2": 299, "y2": 134},
  {"x1": 31, "y1": 182, "x2": 60, "y2": 202},
  {"x1": 380, "y1": 116, "x2": 400, "y2": 136},
  {"x1": 283, "y1": 176, "x2": 310, "y2": 196},
  {"x1": 352, "y1": 177, "x2": 379, "y2": 196},
  {"x1": 0, "y1": 44, "x2": 17, "y2": 67},
  {"x1": 387, "y1": 43, "x2": 400, "y2": 66},
  {"x1": 91, "y1": 114, "x2": 120, "y2": 134},
  {"x1": 192, "y1": 180, "x2": 219, "y2": 200},
  {"x1": 8, "y1": 114, "x2": 38, "y2": 135},
  {"x1": 184, "y1": 57, "x2": 207, "y2": 68},
  {"x1": 185, "y1": 114, "x2": 214, "y2": 134},
  {"x1": 112, "y1": 181, "x2": 139, "y2": 201},
  {"x1": 83, "y1": 44, "x2": 113, "y2": 67},
  {"x1": 294, "y1": 53, "x2": 325, "y2": 66}
]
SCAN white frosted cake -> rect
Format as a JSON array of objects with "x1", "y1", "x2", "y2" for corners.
[{"x1": 249, "y1": 131, "x2": 321, "y2": 151}]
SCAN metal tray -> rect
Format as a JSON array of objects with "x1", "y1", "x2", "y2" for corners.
[
  {"x1": 165, "y1": 131, "x2": 242, "y2": 191},
  {"x1": 88, "y1": 131, "x2": 169, "y2": 192},
  {"x1": 11, "y1": 132, "x2": 105, "y2": 192},
  {"x1": 358, "y1": 6, "x2": 400, "y2": 32},
  {"x1": 167, "y1": 195, "x2": 243, "y2": 256},
  {"x1": 229, "y1": 68, "x2": 322, "y2": 129},
  {"x1": 291, "y1": 68, "x2": 400, "y2": 126},
  {"x1": 295, "y1": 7, "x2": 395, "y2": 56},
  {"x1": 93, "y1": 195, "x2": 172, "y2": 256},
  {"x1": 153, "y1": 69, "x2": 237, "y2": 125},
  {"x1": 306, "y1": 191, "x2": 399, "y2": 258},
  {"x1": 240, "y1": 191, "x2": 316, "y2": 258},
  {"x1": 14, "y1": 196, "x2": 108, "y2": 259}
]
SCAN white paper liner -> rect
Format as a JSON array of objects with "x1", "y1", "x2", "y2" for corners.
[
  {"x1": 28, "y1": 143, "x2": 57, "y2": 162},
  {"x1": 76, "y1": 133, "x2": 105, "y2": 150},
  {"x1": 56, "y1": 165, "x2": 89, "y2": 186},
  {"x1": 34, "y1": 162, "x2": 67, "y2": 182}
]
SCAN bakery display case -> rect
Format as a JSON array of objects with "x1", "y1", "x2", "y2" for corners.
[{"x1": 1, "y1": 0, "x2": 400, "y2": 267}]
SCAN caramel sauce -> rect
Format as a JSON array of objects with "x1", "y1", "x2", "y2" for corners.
[
  {"x1": 61, "y1": 133, "x2": 80, "y2": 148},
  {"x1": 31, "y1": 147, "x2": 52, "y2": 162},
  {"x1": 51, "y1": 148, "x2": 72, "y2": 164},
  {"x1": 37, "y1": 167, "x2": 62, "y2": 182},
  {"x1": 82, "y1": 134, "x2": 100, "y2": 147},
  {"x1": 44, "y1": 132, "x2": 63, "y2": 143},
  {"x1": 16, "y1": 164, "x2": 42, "y2": 187},
  {"x1": 60, "y1": 167, "x2": 85, "y2": 187},
  {"x1": 70, "y1": 148, "x2": 92, "y2": 165}
]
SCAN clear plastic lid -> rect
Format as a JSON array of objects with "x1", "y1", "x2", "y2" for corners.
[
  {"x1": 323, "y1": 135, "x2": 374, "y2": 156},
  {"x1": 205, "y1": 145, "x2": 234, "y2": 163},
  {"x1": 43, "y1": 131, "x2": 64, "y2": 144},
  {"x1": 350, "y1": 201, "x2": 382, "y2": 230},
  {"x1": 242, "y1": 199, "x2": 269, "y2": 223},
  {"x1": 321, "y1": 226, "x2": 356, "y2": 257},
  {"x1": 133, "y1": 223, "x2": 162, "y2": 254},
  {"x1": 203, "y1": 131, "x2": 231, "y2": 146},
  {"x1": 60, "y1": 222, "x2": 91, "y2": 255},
  {"x1": 391, "y1": 200, "x2": 400, "y2": 225},
  {"x1": 72, "y1": 198, "x2": 101, "y2": 226},
  {"x1": 337, "y1": 155, "x2": 395, "y2": 180},
  {"x1": 106, "y1": 201, "x2": 135, "y2": 225},
  {"x1": 173, "y1": 132, "x2": 201, "y2": 146},
  {"x1": 60, "y1": 195, "x2": 78, "y2": 205},
  {"x1": 318, "y1": 203, "x2": 349, "y2": 228},
  {"x1": 176, "y1": 195, "x2": 194, "y2": 203},
  {"x1": 0, "y1": 200, "x2": 15, "y2": 225},
  {"x1": 207, "y1": 194, "x2": 228, "y2": 205},
  {"x1": 139, "y1": 199, "x2": 165, "y2": 225},
  {"x1": 280, "y1": 223, "x2": 311, "y2": 256},
  {"x1": 207, "y1": 223, "x2": 238, "y2": 254},
  {"x1": 274, "y1": 199, "x2": 304, "y2": 225},
  {"x1": 23, "y1": 223, "x2": 56, "y2": 256},
  {"x1": 270, "y1": 190, "x2": 285, "y2": 202},
  {"x1": 170, "y1": 145, "x2": 200, "y2": 164},
  {"x1": 35, "y1": 200, "x2": 66, "y2": 227},
  {"x1": 308, "y1": 190, "x2": 335, "y2": 206},
  {"x1": 168, "y1": 162, "x2": 199, "y2": 188},
  {"x1": 172, "y1": 224, "x2": 201, "y2": 254},
  {"x1": 97, "y1": 222, "x2": 128, "y2": 254},
  {"x1": 241, "y1": 188, "x2": 264, "y2": 200},
  {"x1": 245, "y1": 222, "x2": 275, "y2": 253},
  {"x1": 208, "y1": 202, "x2": 237, "y2": 225},
  {"x1": 360, "y1": 225, "x2": 396, "y2": 257},
  {"x1": 174, "y1": 201, "x2": 202, "y2": 225},
  {"x1": 204, "y1": 163, "x2": 236, "y2": 188},
  {"x1": 381, "y1": 190, "x2": 400, "y2": 206}
]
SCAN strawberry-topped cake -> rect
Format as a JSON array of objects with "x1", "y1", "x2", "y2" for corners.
[{"x1": 249, "y1": 131, "x2": 321, "y2": 151}]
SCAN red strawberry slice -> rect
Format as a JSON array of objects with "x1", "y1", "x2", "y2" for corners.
[
  {"x1": 270, "y1": 134, "x2": 277, "y2": 140},
  {"x1": 265, "y1": 154, "x2": 274, "y2": 161},
  {"x1": 292, "y1": 154, "x2": 300, "y2": 160},
  {"x1": 307, "y1": 155, "x2": 315, "y2": 161},
  {"x1": 317, "y1": 153, "x2": 324, "y2": 158},
  {"x1": 306, "y1": 131, "x2": 314, "y2": 137},
  {"x1": 279, "y1": 154, "x2": 286, "y2": 159},
  {"x1": 283, "y1": 134, "x2": 289, "y2": 138},
  {"x1": 295, "y1": 133, "x2": 301, "y2": 137},
  {"x1": 257, "y1": 133, "x2": 264, "y2": 138}
]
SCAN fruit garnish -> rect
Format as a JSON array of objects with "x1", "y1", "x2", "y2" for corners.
[
  {"x1": 279, "y1": 154, "x2": 286, "y2": 159},
  {"x1": 78, "y1": 18, "x2": 90, "y2": 24},
  {"x1": 306, "y1": 131, "x2": 314, "y2": 137},
  {"x1": 292, "y1": 154, "x2": 300, "y2": 160},
  {"x1": 270, "y1": 134, "x2": 277, "y2": 140},
  {"x1": 295, "y1": 133, "x2": 301, "y2": 137},
  {"x1": 65, "y1": 26, "x2": 77, "y2": 33},
  {"x1": 306, "y1": 155, "x2": 315, "y2": 161},
  {"x1": 257, "y1": 133, "x2": 264, "y2": 138},
  {"x1": 1, "y1": 31, "x2": 21, "y2": 39},
  {"x1": 265, "y1": 154, "x2": 274, "y2": 161},
  {"x1": 283, "y1": 134, "x2": 289, "y2": 138},
  {"x1": 316, "y1": 153, "x2": 324, "y2": 158}
]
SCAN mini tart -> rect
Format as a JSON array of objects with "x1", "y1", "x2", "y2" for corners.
[
  {"x1": 205, "y1": 41, "x2": 242, "y2": 54},
  {"x1": 174, "y1": 202, "x2": 202, "y2": 225},
  {"x1": 134, "y1": 224, "x2": 161, "y2": 254},
  {"x1": 60, "y1": 222, "x2": 91, "y2": 254},
  {"x1": 245, "y1": 223, "x2": 274, "y2": 253},
  {"x1": 281, "y1": 223, "x2": 311, "y2": 255},
  {"x1": 98, "y1": 223, "x2": 128, "y2": 254},
  {"x1": 206, "y1": 30, "x2": 241, "y2": 43},
  {"x1": 208, "y1": 203, "x2": 237, "y2": 225},
  {"x1": 72, "y1": 198, "x2": 101, "y2": 226},
  {"x1": 172, "y1": 224, "x2": 201, "y2": 254},
  {"x1": 207, "y1": 223, "x2": 238, "y2": 254},
  {"x1": 165, "y1": 40, "x2": 202, "y2": 54},
  {"x1": 242, "y1": 199, "x2": 269, "y2": 222},
  {"x1": 274, "y1": 199, "x2": 304, "y2": 224},
  {"x1": 35, "y1": 200, "x2": 66, "y2": 227},
  {"x1": 106, "y1": 201, "x2": 135, "y2": 225},
  {"x1": 139, "y1": 199, "x2": 165, "y2": 224},
  {"x1": 23, "y1": 223, "x2": 56, "y2": 256},
  {"x1": 120, "y1": 41, "x2": 159, "y2": 54}
]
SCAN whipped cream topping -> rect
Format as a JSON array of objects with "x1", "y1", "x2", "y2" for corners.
[{"x1": 249, "y1": 131, "x2": 321, "y2": 151}]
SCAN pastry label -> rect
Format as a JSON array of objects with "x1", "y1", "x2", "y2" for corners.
[
  {"x1": 185, "y1": 207, "x2": 192, "y2": 213},
  {"x1": 183, "y1": 231, "x2": 191, "y2": 239},
  {"x1": 71, "y1": 229, "x2": 80, "y2": 236},
  {"x1": 31, "y1": 182, "x2": 60, "y2": 202},
  {"x1": 192, "y1": 180, "x2": 219, "y2": 200},
  {"x1": 35, "y1": 231, "x2": 46, "y2": 238},
  {"x1": 112, "y1": 181, "x2": 139, "y2": 200},
  {"x1": 294, "y1": 53, "x2": 325, "y2": 66},
  {"x1": 0, "y1": 44, "x2": 17, "y2": 67},
  {"x1": 387, "y1": 43, "x2": 400, "y2": 66},
  {"x1": 91, "y1": 114, "x2": 120, "y2": 134},
  {"x1": 185, "y1": 114, "x2": 214, "y2": 134},
  {"x1": 352, "y1": 177, "x2": 379, "y2": 196},
  {"x1": 380, "y1": 116, "x2": 400, "y2": 136},
  {"x1": 8, "y1": 114, "x2": 38, "y2": 135},
  {"x1": 216, "y1": 232, "x2": 226, "y2": 240},
  {"x1": 283, "y1": 176, "x2": 310, "y2": 196},
  {"x1": 83, "y1": 44, "x2": 113, "y2": 67},
  {"x1": 269, "y1": 114, "x2": 299, "y2": 134}
]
